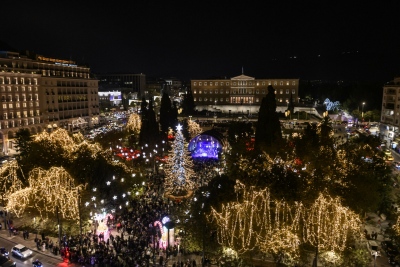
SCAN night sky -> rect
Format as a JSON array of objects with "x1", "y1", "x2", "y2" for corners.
[{"x1": 1, "y1": 1, "x2": 400, "y2": 82}]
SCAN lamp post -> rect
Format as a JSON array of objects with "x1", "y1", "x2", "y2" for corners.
[
  {"x1": 373, "y1": 251, "x2": 377, "y2": 267},
  {"x1": 285, "y1": 110, "x2": 291, "y2": 128},
  {"x1": 362, "y1": 102, "x2": 365, "y2": 121}
]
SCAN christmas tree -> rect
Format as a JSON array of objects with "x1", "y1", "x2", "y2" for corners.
[{"x1": 164, "y1": 124, "x2": 195, "y2": 196}]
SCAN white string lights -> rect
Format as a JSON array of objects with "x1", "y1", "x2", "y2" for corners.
[{"x1": 209, "y1": 180, "x2": 362, "y2": 259}]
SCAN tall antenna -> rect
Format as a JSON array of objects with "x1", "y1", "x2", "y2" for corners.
[{"x1": 242, "y1": 66, "x2": 244, "y2": 74}]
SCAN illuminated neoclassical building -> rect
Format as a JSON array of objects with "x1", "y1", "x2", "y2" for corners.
[{"x1": 191, "y1": 73, "x2": 300, "y2": 115}]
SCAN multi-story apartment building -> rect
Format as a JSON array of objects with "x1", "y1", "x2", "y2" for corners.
[
  {"x1": 0, "y1": 50, "x2": 99, "y2": 155},
  {"x1": 381, "y1": 76, "x2": 400, "y2": 143},
  {"x1": 191, "y1": 73, "x2": 299, "y2": 115}
]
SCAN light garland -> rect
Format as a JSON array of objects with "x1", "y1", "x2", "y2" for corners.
[
  {"x1": 126, "y1": 113, "x2": 142, "y2": 135},
  {"x1": 187, "y1": 119, "x2": 202, "y2": 139},
  {"x1": 208, "y1": 180, "x2": 362, "y2": 258},
  {"x1": 0, "y1": 160, "x2": 24, "y2": 199},
  {"x1": 6, "y1": 166, "x2": 86, "y2": 220}
]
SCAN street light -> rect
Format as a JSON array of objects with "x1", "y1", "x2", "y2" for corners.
[
  {"x1": 362, "y1": 102, "x2": 365, "y2": 120},
  {"x1": 373, "y1": 251, "x2": 378, "y2": 267},
  {"x1": 285, "y1": 110, "x2": 291, "y2": 127}
]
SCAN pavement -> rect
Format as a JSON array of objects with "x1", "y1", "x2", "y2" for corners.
[{"x1": 0, "y1": 213, "x2": 205, "y2": 267}]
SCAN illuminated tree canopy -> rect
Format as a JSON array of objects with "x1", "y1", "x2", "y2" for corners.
[
  {"x1": 208, "y1": 180, "x2": 362, "y2": 262},
  {"x1": 6, "y1": 166, "x2": 85, "y2": 220}
]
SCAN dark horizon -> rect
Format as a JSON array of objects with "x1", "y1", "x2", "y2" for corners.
[{"x1": 1, "y1": 2, "x2": 400, "y2": 83}]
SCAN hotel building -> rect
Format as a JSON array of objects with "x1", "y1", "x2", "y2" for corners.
[{"x1": 0, "y1": 50, "x2": 100, "y2": 155}]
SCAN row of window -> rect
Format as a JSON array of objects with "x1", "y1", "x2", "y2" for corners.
[
  {"x1": 194, "y1": 89, "x2": 296, "y2": 95},
  {"x1": 2, "y1": 102, "x2": 38, "y2": 109},
  {"x1": 1, "y1": 86, "x2": 38, "y2": 92},
  {"x1": 0, "y1": 77, "x2": 38, "y2": 85},
  {"x1": 1, "y1": 95, "x2": 38, "y2": 101},
  {"x1": 193, "y1": 81, "x2": 297, "y2": 86},
  {"x1": 2, "y1": 110, "x2": 40, "y2": 119},
  {"x1": 0, "y1": 118, "x2": 39, "y2": 129},
  {"x1": 194, "y1": 97, "x2": 292, "y2": 103}
]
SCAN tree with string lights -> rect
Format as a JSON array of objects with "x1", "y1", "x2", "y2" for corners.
[
  {"x1": 126, "y1": 113, "x2": 142, "y2": 135},
  {"x1": 164, "y1": 124, "x2": 195, "y2": 196}
]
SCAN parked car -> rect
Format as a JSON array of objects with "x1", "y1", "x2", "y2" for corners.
[
  {"x1": 0, "y1": 248, "x2": 9, "y2": 259},
  {"x1": 0, "y1": 255, "x2": 16, "y2": 267},
  {"x1": 367, "y1": 240, "x2": 381, "y2": 257},
  {"x1": 11, "y1": 244, "x2": 32, "y2": 259}
]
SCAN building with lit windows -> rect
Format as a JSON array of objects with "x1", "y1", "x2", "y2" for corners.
[
  {"x1": 191, "y1": 73, "x2": 300, "y2": 115},
  {"x1": 0, "y1": 50, "x2": 100, "y2": 155},
  {"x1": 381, "y1": 76, "x2": 400, "y2": 146}
]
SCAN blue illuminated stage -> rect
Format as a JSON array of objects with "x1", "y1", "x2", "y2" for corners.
[{"x1": 188, "y1": 134, "x2": 222, "y2": 159}]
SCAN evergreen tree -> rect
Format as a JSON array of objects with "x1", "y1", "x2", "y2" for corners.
[
  {"x1": 181, "y1": 87, "x2": 196, "y2": 115},
  {"x1": 164, "y1": 124, "x2": 195, "y2": 195},
  {"x1": 139, "y1": 97, "x2": 149, "y2": 147},
  {"x1": 147, "y1": 99, "x2": 160, "y2": 146},
  {"x1": 160, "y1": 92, "x2": 172, "y2": 134},
  {"x1": 169, "y1": 101, "x2": 179, "y2": 130},
  {"x1": 254, "y1": 85, "x2": 282, "y2": 151}
]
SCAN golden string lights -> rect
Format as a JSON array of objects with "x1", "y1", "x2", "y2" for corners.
[
  {"x1": 6, "y1": 166, "x2": 85, "y2": 220},
  {"x1": 126, "y1": 113, "x2": 142, "y2": 135},
  {"x1": 0, "y1": 160, "x2": 24, "y2": 198},
  {"x1": 208, "y1": 180, "x2": 362, "y2": 259},
  {"x1": 187, "y1": 119, "x2": 202, "y2": 139}
]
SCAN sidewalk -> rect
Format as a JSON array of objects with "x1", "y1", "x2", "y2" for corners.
[{"x1": 0, "y1": 226, "x2": 66, "y2": 264}]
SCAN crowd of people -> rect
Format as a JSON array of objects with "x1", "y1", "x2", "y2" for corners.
[{"x1": 43, "y1": 173, "x2": 192, "y2": 267}]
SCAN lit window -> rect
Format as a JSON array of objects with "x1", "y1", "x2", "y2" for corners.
[
  {"x1": 286, "y1": 89, "x2": 289, "y2": 94},
  {"x1": 199, "y1": 82, "x2": 202, "y2": 86},
  {"x1": 292, "y1": 81, "x2": 296, "y2": 85},
  {"x1": 226, "y1": 98, "x2": 229, "y2": 102},
  {"x1": 256, "y1": 90, "x2": 259, "y2": 94},
  {"x1": 268, "y1": 81, "x2": 271, "y2": 85},
  {"x1": 256, "y1": 98, "x2": 259, "y2": 102},
  {"x1": 226, "y1": 82, "x2": 229, "y2": 85},
  {"x1": 194, "y1": 98, "x2": 197, "y2": 101},
  {"x1": 210, "y1": 82, "x2": 213, "y2": 86},
  {"x1": 215, "y1": 89, "x2": 218, "y2": 94},
  {"x1": 199, "y1": 97, "x2": 202, "y2": 101},
  {"x1": 292, "y1": 89, "x2": 295, "y2": 94},
  {"x1": 194, "y1": 82, "x2": 197, "y2": 86},
  {"x1": 280, "y1": 90, "x2": 283, "y2": 94},
  {"x1": 274, "y1": 81, "x2": 277, "y2": 85},
  {"x1": 262, "y1": 82, "x2": 265, "y2": 85},
  {"x1": 194, "y1": 90, "x2": 197, "y2": 94},
  {"x1": 286, "y1": 81, "x2": 290, "y2": 85},
  {"x1": 226, "y1": 90, "x2": 229, "y2": 94},
  {"x1": 204, "y1": 82, "x2": 207, "y2": 86},
  {"x1": 280, "y1": 81, "x2": 283, "y2": 85},
  {"x1": 204, "y1": 98, "x2": 207, "y2": 101}
]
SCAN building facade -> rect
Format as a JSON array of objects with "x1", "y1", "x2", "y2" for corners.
[
  {"x1": 0, "y1": 50, "x2": 99, "y2": 155},
  {"x1": 95, "y1": 72, "x2": 146, "y2": 99},
  {"x1": 381, "y1": 76, "x2": 400, "y2": 146},
  {"x1": 191, "y1": 74, "x2": 299, "y2": 115}
]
